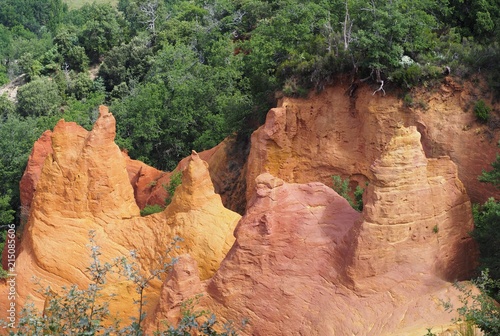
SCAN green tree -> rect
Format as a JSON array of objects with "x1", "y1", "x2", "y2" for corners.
[
  {"x1": 17, "y1": 77, "x2": 61, "y2": 117},
  {"x1": 473, "y1": 145, "x2": 500, "y2": 295},
  {"x1": 112, "y1": 41, "x2": 250, "y2": 170},
  {"x1": 0, "y1": 192, "x2": 15, "y2": 225},
  {"x1": 67, "y1": 71, "x2": 94, "y2": 100},
  {"x1": 1, "y1": 26, "x2": 53, "y2": 77},
  {"x1": 54, "y1": 27, "x2": 89, "y2": 72},
  {"x1": 0, "y1": 114, "x2": 51, "y2": 227},
  {"x1": 0, "y1": 94, "x2": 15, "y2": 119},
  {"x1": 0, "y1": 0, "x2": 66, "y2": 34},
  {"x1": 76, "y1": 4, "x2": 126, "y2": 63},
  {"x1": 0, "y1": 24, "x2": 13, "y2": 79},
  {"x1": 445, "y1": 0, "x2": 500, "y2": 39},
  {"x1": 480, "y1": 154, "x2": 500, "y2": 187},
  {"x1": 99, "y1": 34, "x2": 154, "y2": 92},
  {"x1": 473, "y1": 199, "x2": 500, "y2": 280},
  {"x1": 118, "y1": 0, "x2": 168, "y2": 36}
]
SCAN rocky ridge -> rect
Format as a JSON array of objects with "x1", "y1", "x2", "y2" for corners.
[
  {"x1": 0, "y1": 106, "x2": 240, "y2": 323},
  {"x1": 144, "y1": 126, "x2": 477, "y2": 336},
  {"x1": 1, "y1": 77, "x2": 497, "y2": 335},
  {"x1": 247, "y1": 80, "x2": 499, "y2": 206}
]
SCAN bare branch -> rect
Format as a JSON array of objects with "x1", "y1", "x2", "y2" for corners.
[
  {"x1": 140, "y1": 0, "x2": 159, "y2": 34},
  {"x1": 342, "y1": 0, "x2": 354, "y2": 51},
  {"x1": 372, "y1": 69, "x2": 385, "y2": 96},
  {"x1": 372, "y1": 80, "x2": 385, "y2": 96}
]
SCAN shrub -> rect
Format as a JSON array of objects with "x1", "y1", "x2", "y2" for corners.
[
  {"x1": 140, "y1": 204, "x2": 164, "y2": 216},
  {"x1": 0, "y1": 230, "x2": 8, "y2": 278},
  {"x1": 5, "y1": 231, "x2": 122, "y2": 335},
  {"x1": 446, "y1": 270, "x2": 500, "y2": 336},
  {"x1": 474, "y1": 100, "x2": 491, "y2": 123},
  {"x1": 331, "y1": 175, "x2": 365, "y2": 212},
  {"x1": 16, "y1": 77, "x2": 61, "y2": 117},
  {"x1": 156, "y1": 295, "x2": 247, "y2": 335},
  {"x1": 403, "y1": 93, "x2": 414, "y2": 107},
  {"x1": 164, "y1": 171, "x2": 182, "y2": 206},
  {"x1": 1, "y1": 231, "x2": 244, "y2": 335},
  {"x1": 472, "y1": 199, "x2": 500, "y2": 284},
  {"x1": 479, "y1": 153, "x2": 500, "y2": 187}
]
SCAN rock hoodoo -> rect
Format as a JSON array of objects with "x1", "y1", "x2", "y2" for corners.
[
  {"x1": 0, "y1": 106, "x2": 240, "y2": 322},
  {"x1": 146, "y1": 126, "x2": 478, "y2": 335},
  {"x1": 2, "y1": 74, "x2": 494, "y2": 335},
  {"x1": 347, "y1": 126, "x2": 477, "y2": 289}
]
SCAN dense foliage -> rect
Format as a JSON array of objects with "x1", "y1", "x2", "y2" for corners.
[
  {"x1": 474, "y1": 150, "x2": 500, "y2": 294},
  {"x1": 0, "y1": 0, "x2": 499, "y2": 227},
  {"x1": 473, "y1": 199, "x2": 500, "y2": 284}
]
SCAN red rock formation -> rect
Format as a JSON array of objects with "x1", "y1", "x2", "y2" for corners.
[
  {"x1": 19, "y1": 130, "x2": 53, "y2": 213},
  {"x1": 4, "y1": 74, "x2": 494, "y2": 334},
  {"x1": 3, "y1": 130, "x2": 52, "y2": 279},
  {"x1": 346, "y1": 126, "x2": 477, "y2": 290},
  {"x1": 124, "y1": 137, "x2": 248, "y2": 214},
  {"x1": 0, "y1": 106, "x2": 240, "y2": 326},
  {"x1": 247, "y1": 81, "x2": 500, "y2": 206},
  {"x1": 123, "y1": 151, "x2": 169, "y2": 208},
  {"x1": 146, "y1": 126, "x2": 477, "y2": 335},
  {"x1": 20, "y1": 130, "x2": 247, "y2": 214}
]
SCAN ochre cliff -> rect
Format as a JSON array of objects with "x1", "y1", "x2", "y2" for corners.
[
  {"x1": 124, "y1": 136, "x2": 248, "y2": 214},
  {"x1": 346, "y1": 126, "x2": 477, "y2": 288},
  {"x1": 145, "y1": 126, "x2": 477, "y2": 335},
  {"x1": 2, "y1": 75, "x2": 496, "y2": 335},
  {"x1": 247, "y1": 79, "x2": 499, "y2": 206},
  {"x1": 0, "y1": 106, "x2": 240, "y2": 324}
]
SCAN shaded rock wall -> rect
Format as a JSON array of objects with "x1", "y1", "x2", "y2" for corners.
[
  {"x1": 125, "y1": 135, "x2": 249, "y2": 214},
  {"x1": 146, "y1": 127, "x2": 477, "y2": 334},
  {"x1": 346, "y1": 126, "x2": 477, "y2": 291}
]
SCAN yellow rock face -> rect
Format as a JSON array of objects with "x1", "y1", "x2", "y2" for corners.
[
  {"x1": 0, "y1": 106, "x2": 240, "y2": 325},
  {"x1": 247, "y1": 82, "x2": 500, "y2": 206}
]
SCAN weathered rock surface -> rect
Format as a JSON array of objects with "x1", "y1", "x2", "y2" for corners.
[
  {"x1": 346, "y1": 126, "x2": 478, "y2": 289},
  {"x1": 3, "y1": 76, "x2": 494, "y2": 334},
  {"x1": 124, "y1": 136, "x2": 248, "y2": 214},
  {"x1": 0, "y1": 106, "x2": 240, "y2": 324},
  {"x1": 146, "y1": 127, "x2": 477, "y2": 335},
  {"x1": 21, "y1": 132, "x2": 247, "y2": 214},
  {"x1": 247, "y1": 81, "x2": 499, "y2": 206},
  {"x1": 1, "y1": 131, "x2": 53, "y2": 286},
  {"x1": 19, "y1": 130, "x2": 53, "y2": 213}
]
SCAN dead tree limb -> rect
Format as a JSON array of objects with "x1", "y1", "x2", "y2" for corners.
[
  {"x1": 372, "y1": 69, "x2": 385, "y2": 96},
  {"x1": 372, "y1": 80, "x2": 385, "y2": 96}
]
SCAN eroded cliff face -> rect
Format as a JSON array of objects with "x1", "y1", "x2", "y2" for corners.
[
  {"x1": 346, "y1": 126, "x2": 477, "y2": 289},
  {"x1": 124, "y1": 135, "x2": 248, "y2": 215},
  {"x1": 247, "y1": 79, "x2": 499, "y2": 206},
  {"x1": 145, "y1": 126, "x2": 477, "y2": 335},
  {"x1": 2, "y1": 76, "x2": 495, "y2": 335},
  {"x1": 0, "y1": 106, "x2": 240, "y2": 323}
]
